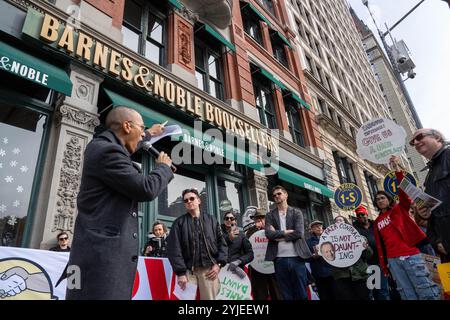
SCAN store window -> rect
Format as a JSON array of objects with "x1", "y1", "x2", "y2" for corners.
[
  {"x1": 217, "y1": 177, "x2": 245, "y2": 226},
  {"x1": 157, "y1": 167, "x2": 209, "y2": 218},
  {"x1": 0, "y1": 105, "x2": 48, "y2": 247},
  {"x1": 122, "y1": 0, "x2": 167, "y2": 66},
  {"x1": 194, "y1": 36, "x2": 224, "y2": 100}
]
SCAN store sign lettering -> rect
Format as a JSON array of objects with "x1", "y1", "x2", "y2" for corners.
[
  {"x1": 23, "y1": 11, "x2": 278, "y2": 153},
  {"x1": 0, "y1": 56, "x2": 49, "y2": 85}
]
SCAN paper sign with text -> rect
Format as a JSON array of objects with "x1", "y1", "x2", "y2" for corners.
[
  {"x1": 249, "y1": 230, "x2": 274, "y2": 274},
  {"x1": 217, "y1": 266, "x2": 252, "y2": 300}
]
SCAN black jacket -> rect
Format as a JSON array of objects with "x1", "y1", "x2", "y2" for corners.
[
  {"x1": 143, "y1": 235, "x2": 168, "y2": 257},
  {"x1": 423, "y1": 146, "x2": 450, "y2": 253},
  {"x1": 66, "y1": 130, "x2": 173, "y2": 300},
  {"x1": 221, "y1": 224, "x2": 254, "y2": 269},
  {"x1": 353, "y1": 220, "x2": 379, "y2": 265},
  {"x1": 167, "y1": 212, "x2": 228, "y2": 276}
]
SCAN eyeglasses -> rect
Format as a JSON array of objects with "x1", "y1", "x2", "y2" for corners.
[
  {"x1": 183, "y1": 197, "x2": 197, "y2": 203},
  {"x1": 59, "y1": 237, "x2": 68, "y2": 241},
  {"x1": 127, "y1": 120, "x2": 146, "y2": 133},
  {"x1": 272, "y1": 192, "x2": 283, "y2": 198},
  {"x1": 224, "y1": 217, "x2": 235, "y2": 221},
  {"x1": 409, "y1": 132, "x2": 433, "y2": 146}
]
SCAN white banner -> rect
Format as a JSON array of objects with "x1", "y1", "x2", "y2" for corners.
[{"x1": 248, "y1": 230, "x2": 274, "y2": 274}]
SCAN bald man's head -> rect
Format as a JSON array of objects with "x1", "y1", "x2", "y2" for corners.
[{"x1": 105, "y1": 106, "x2": 140, "y2": 132}]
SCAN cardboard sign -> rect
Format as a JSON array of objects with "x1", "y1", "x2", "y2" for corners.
[
  {"x1": 437, "y1": 262, "x2": 450, "y2": 293},
  {"x1": 248, "y1": 230, "x2": 274, "y2": 274},
  {"x1": 334, "y1": 183, "x2": 363, "y2": 211},
  {"x1": 318, "y1": 223, "x2": 365, "y2": 268},
  {"x1": 356, "y1": 118, "x2": 406, "y2": 164},
  {"x1": 217, "y1": 266, "x2": 252, "y2": 300}
]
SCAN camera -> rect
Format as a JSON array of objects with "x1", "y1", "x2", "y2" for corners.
[
  {"x1": 397, "y1": 55, "x2": 407, "y2": 64},
  {"x1": 407, "y1": 70, "x2": 416, "y2": 79}
]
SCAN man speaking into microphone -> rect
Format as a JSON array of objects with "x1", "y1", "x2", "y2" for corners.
[{"x1": 66, "y1": 106, "x2": 173, "y2": 300}]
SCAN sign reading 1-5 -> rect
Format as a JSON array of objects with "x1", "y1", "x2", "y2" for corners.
[
  {"x1": 383, "y1": 170, "x2": 418, "y2": 198},
  {"x1": 334, "y1": 183, "x2": 363, "y2": 211}
]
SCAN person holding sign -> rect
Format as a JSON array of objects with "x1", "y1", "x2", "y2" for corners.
[
  {"x1": 410, "y1": 129, "x2": 450, "y2": 263},
  {"x1": 221, "y1": 211, "x2": 254, "y2": 278},
  {"x1": 265, "y1": 186, "x2": 312, "y2": 300},
  {"x1": 373, "y1": 156, "x2": 440, "y2": 300}
]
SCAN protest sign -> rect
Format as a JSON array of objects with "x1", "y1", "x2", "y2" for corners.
[
  {"x1": 249, "y1": 230, "x2": 274, "y2": 274},
  {"x1": 383, "y1": 170, "x2": 418, "y2": 199},
  {"x1": 217, "y1": 266, "x2": 252, "y2": 300},
  {"x1": 399, "y1": 178, "x2": 442, "y2": 211},
  {"x1": 356, "y1": 118, "x2": 406, "y2": 164},
  {"x1": 437, "y1": 263, "x2": 450, "y2": 293},
  {"x1": 318, "y1": 223, "x2": 365, "y2": 268},
  {"x1": 334, "y1": 183, "x2": 362, "y2": 211}
]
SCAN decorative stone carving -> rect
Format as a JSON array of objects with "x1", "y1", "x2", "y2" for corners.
[
  {"x1": 74, "y1": 77, "x2": 95, "y2": 104},
  {"x1": 52, "y1": 136, "x2": 82, "y2": 233},
  {"x1": 257, "y1": 190, "x2": 268, "y2": 213},
  {"x1": 179, "y1": 6, "x2": 199, "y2": 24},
  {"x1": 178, "y1": 21, "x2": 192, "y2": 67},
  {"x1": 58, "y1": 104, "x2": 100, "y2": 132}
]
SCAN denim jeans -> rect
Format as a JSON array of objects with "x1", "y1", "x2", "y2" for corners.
[
  {"x1": 274, "y1": 257, "x2": 308, "y2": 300},
  {"x1": 388, "y1": 253, "x2": 440, "y2": 300}
]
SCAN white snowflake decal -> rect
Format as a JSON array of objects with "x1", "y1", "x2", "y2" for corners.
[
  {"x1": 2, "y1": 137, "x2": 7, "y2": 144},
  {"x1": 13, "y1": 200, "x2": 20, "y2": 207},
  {"x1": 12, "y1": 148, "x2": 20, "y2": 155},
  {"x1": 0, "y1": 204, "x2": 6, "y2": 213},
  {"x1": 5, "y1": 176, "x2": 13, "y2": 183},
  {"x1": 16, "y1": 186, "x2": 24, "y2": 193},
  {"x1": 7, "y1": 215, "x2": 17, "y2": 226},
  {"x1": 20, "y1": 165, "x2": 28, "y2": 173},
  {"x1": 0, "y1": 149, "x2": 5, "y2": 157},
  {"x1": 10, "y1": 160, "x2": 18, "y2": 167}
]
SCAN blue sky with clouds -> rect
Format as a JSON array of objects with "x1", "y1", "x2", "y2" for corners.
[{"x1": 348, "y1": 0, "x2": 450, "y2": 139}]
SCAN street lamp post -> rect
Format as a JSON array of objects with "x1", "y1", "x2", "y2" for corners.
[{"x1": 362, "y1": 0, "x2": 424, "y2": 129}]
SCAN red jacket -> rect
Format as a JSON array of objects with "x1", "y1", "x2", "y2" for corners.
[{"x1": 373, "y1": 171, "x2": 426, "y2": 275}]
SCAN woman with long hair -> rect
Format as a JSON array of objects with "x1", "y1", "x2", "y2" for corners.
[{"x1": 373, "y1": 156, "x2": 439, "y2": 300}]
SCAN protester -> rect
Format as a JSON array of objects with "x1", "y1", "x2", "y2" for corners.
[
  {"x1": 409, "y1": 206, "x2": 436, "y2": 256},
  {"x1": 373, "y1": 155, "x2": 440, "y2": 300},
  {"x1": 49, "y1": 232, "x2": 71, "y2": 252},
  {"x1": 167, "y1": 188, "x2": 227, "y2": 300},
  {"x1": 66, "y1": 106, "x2": 173, "y2": 300},
  {"x1": 221, "y1": 211, "x2": 254, "y2": 278},
  {"x1": 331, "y1": 216, "x2": 372, "y2": 300},
  {"x1": 245, "y1": 208, "x2": 282, "y2": 300},
  {"x1": 353, "y1": 205, "x2": 390, "y2": 300},
  {"x1": 307, "y1": 220, "x2": 336, "y2": 300},
  {"x1": 143, "y1": 220, "x2": 168, "y2": 257},
  {"x1": 265, "y1": 185, "x2": 312, "y2": 300},
  {"x1": 410, "y1": 129, "x2": 450, "y2": 262}
]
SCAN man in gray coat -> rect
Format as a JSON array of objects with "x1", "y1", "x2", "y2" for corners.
[
  {"x1": 265, "y1": 185, "x2": 312, "y2": 300},
  {"x1": 66, "y1": 106, "x2": 173, "y2": 300}
]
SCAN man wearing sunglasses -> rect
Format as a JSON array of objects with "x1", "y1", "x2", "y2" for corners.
[
  {"x1": 410, "y1": 128, "x2": 450, "y2": 262},
  {"x1": 167, "y1": 188, "x2": 227, "y2": 300},
  {"x1": 49, "y1": 232, "x2": 71, "y2": 252},
  {"x1": 265, "y1": 185, "x2": 312, "y2": 300},
  {"x1": 66, "y1": 106, "x2": 173, "y2": 300}
]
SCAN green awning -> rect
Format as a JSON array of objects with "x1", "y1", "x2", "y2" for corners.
[
  {"x1": 272, "y1": 30, "x2": 293, "y2": 49},
  {"x1": 103, "y1": 89, "x2": 270, "y2": 171},
  {"x1": 202, "y1": 24, "x2": 236, "y2": 52},
  {"x1": 291, "y1": 92, "x2": 311, "y2": 110},
  {"x1": 0, "y1": 41, "x2": 72, "y2": 96},
  {"x1": 278, "y1": 166, "x2": 333, "y2": 198},
  {"x1": 242, "y1": 2, "x2": 272, "y2": 28},
  {"x1": 258, "y1": 67, "x2": 286, "y2": 90},
  {"x1": 168, "y1": 0, "x2": 184, "y2": 10}
]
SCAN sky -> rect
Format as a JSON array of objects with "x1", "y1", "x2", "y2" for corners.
[{"x1": 347, "y1": 0, "x2": 450, "y2": 139}]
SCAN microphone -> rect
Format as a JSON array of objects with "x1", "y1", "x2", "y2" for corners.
[{"x1": 142, "y1": 141, "x2": 177, "y2": 172}]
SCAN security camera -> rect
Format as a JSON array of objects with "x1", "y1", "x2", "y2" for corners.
[
  {"x1": 397, "y1": 55, "x2": 407, "y2": 64},
  {"x1": 408, "y1": 70, "x2": 416, "y2": 79}
]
